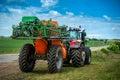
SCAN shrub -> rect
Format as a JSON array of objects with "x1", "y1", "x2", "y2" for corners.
[
  {"x1": 101, "y1": 48, "x2": 109, "y2": 54},
  {"x1": 107, "y1": 44, "x2": 119, "y2": 52},
  {"x1": 114, "y1": 41, "x2": 120, "y2": 50}
]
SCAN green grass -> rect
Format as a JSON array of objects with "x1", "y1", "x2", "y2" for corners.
[
  {"x1": 0, "y1": 37, "x2": 32, "y2": 54},
  {"x1": 0, "y1": 50, "x2": 120, "y2": 80},
  {"x1": 0, "y1": 37, "x2": 109, "y2": 54},
  {"x1": 86, "y1": 40, "x2": 108, "y2": 47}
]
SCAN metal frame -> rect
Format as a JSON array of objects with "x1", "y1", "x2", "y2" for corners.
[{"x1": 12, "y1": 16, "x2": 70, "y2": 40}]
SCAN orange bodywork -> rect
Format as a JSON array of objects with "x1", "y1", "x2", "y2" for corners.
[
  {"x1": 61, "y1": 46, "x2": 67, "y2": 59},
  {"x1": 34, "y1": 39, "x2": 48, "y2": 55},
  {"x1": 41, "y1": 21, "x2": 58, "y2": 26},
  {"x1": 34, "y1": 39, "x2": 66, "y2": 59}
]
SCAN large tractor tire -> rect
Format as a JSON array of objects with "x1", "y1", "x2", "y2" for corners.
[
  {"x1": 85, "y1": 47, "x2": 91, "y2": 64},
  {"x1": 71, "y1": 49, "x2": 86, "y2": 67},
  {"x1": 47, "y1": 45, "x2": 63, "y2": 73},
  {"x1": 19, "y1": 44, "x2": 36, "y2": 72}
]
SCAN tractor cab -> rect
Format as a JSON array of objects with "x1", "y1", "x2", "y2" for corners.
[
  {"x1": 69, "y1": 27, "x2": 86, "y2": 41},
  {"x1": 68, "y1": 27, "x2": 86, "y2": 48},
  {"x1": 69, "y1": 27, "x2": 81, "y2": 40}
]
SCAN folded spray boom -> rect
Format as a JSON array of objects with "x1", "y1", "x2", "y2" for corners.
[{"x1": 12, "y1": 16, "x2": 69, "y2": 39}]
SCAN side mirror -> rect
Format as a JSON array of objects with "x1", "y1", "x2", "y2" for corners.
[{"x1": 79, "y1": 25, "x2": 81, "y2": 28}]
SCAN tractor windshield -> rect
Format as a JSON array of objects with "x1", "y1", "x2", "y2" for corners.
[{"x1": 70, "y1": 31, "x2": 80, "y2": 40}]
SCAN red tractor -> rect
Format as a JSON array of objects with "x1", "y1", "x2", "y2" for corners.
[{"x1": 64, "y1": 27, "x2": 91, "y2": 66}]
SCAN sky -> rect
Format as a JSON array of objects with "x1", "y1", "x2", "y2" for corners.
[{"x1": 0, "y1": 0, "x2": 120, "y2": 39}]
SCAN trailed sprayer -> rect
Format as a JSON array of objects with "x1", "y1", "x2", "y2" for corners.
[{"x1": 12, "y1": 16, "x2": 91, "y2": 73}]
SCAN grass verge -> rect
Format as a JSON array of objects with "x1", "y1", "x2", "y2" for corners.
[
  {"x1": 0, "y1": 37, "x2": 109, "y2": 54},
  {"x1": 0, "y1": 37, "x2": 32, "y2": 54},
  {"x1": 0, "y1": 49, "x2": 120, "y2": 80}
]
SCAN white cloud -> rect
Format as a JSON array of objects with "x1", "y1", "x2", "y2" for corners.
[
  {"x1": 40, "y1": 0, "x2": 58, "y2": 7},
  {"x1": 112, "y1": 27, "x2": 116, "y2": 31},
  {"x1": 7, "y1": 7, "x2": 25, "y2": 14},
  {"x1": 49, "y1": 10, "x2": 61, "y2": 16},
  {"x1": 66, "y1": 12, "x2": 74, "y2": 16},
  {"x1": 7, "y1": 6, "x2": 48, "y2": 15},
  {"x1": 112, "y1": 26, "x2": 120, "y2": 31},
  {"x1": 0, "y1": 6, "x2": 120, "y2": 39},
  {"x1": 103, "y1": 15, "x2": 111, "y2": 21},
  {"x1": 0, "y1": 12, "x2": 22, "y2": 36}
]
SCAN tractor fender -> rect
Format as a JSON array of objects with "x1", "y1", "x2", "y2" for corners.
[{"x1": 52, "y1": 40, "x2": 67, "y2": 59}]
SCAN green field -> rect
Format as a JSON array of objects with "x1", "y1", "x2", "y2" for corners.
[
  {"x1": 86, "y1": 40, "x2": 108, "y2": 47},
  {"x1": 0, "y1": 37, "x2": 108, "y2": 54},
  {"x1": 0, "y1": 37, "x2": 33, "y2": 54},
  {"x1": 0, "y1": 50, "x2": 120, "y2": 80}
]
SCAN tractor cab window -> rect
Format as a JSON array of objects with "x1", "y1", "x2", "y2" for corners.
[{"x1": 69, "y1": 31, "x2": 81, "y2": 40}]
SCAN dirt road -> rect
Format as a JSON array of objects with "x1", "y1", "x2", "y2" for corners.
[
  {"x1": 90, "y1": 46, "x2": 109, "y2": 51},
  {"x1": 0, "y1": 54, "x2": 18, "y2": 62},
  {"x1": 0, "y1": 46, "x2": 108, "y2": 78}
]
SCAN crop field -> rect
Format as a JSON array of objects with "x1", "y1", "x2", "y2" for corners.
[
  {"x1": 86, "y1": 40, "x2": 109, "y2": 47},
  {"x1": 0, "y1": 37, "x2": 32, "y2": 54},
  {"x1": 0, "y1": 37, "x2": 109, "y2": 54}
]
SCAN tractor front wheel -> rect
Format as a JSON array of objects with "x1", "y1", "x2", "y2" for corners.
[
  {"x1": 19, "y1": 44, "x2": 36, "y2": 72},
  {"x1": 71, "y1": 50, "x2": 81, "y2": 67},
  {"x1": 71, "y1": 49, "x2": 85, "y2": 67},
  {"x1": 47, "y1": 45, "x2": 63, "y2": 73},
  {"x1": 85, "y1": 47, "x2": 91, "y2": 64}
]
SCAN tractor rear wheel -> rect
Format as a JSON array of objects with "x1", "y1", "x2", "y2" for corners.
[
  {"x1": 19, "y1": 44, "x2": 36, "y2": 72},
  {"x1": 47, "y1": 45, "x2": 63, "y2": 73},
  {"x1": 71, "y1": 49, "x2": 85, "y2": 67},
  {"x1": 85, "y1": 47, "x2": 91, "y2": 64}
]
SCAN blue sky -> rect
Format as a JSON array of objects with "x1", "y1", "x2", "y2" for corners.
[{"x1": 0, "y1": 0, "x2": 120, "y2": 39}]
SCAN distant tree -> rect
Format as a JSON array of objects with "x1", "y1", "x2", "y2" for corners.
[
  {"x1": 104, "y1": 39, "x2": 107, "y2": 44},
  {"x1": 92, "y1": 38, "x2": 98, "y2": 41}
]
